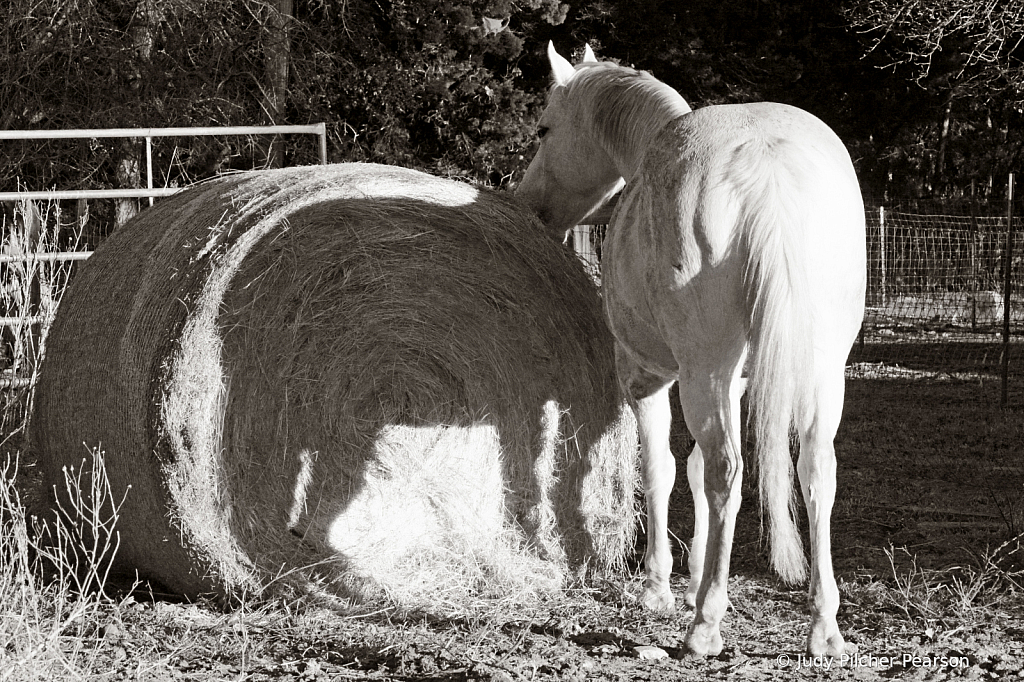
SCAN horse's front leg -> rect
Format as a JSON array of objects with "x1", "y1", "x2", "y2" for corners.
[{"x1": 616, "y1": 346, "x2": 676, "y2": 613}]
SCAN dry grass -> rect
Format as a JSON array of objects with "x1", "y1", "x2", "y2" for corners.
[
  {"x1": 0, "y1": 200, "x2": 81, "y2": 442},
  {"x1": 880, "y1": 541, "x2": 1023, "y2": 628},
  {"x1": 0, "y1": 452, "x2": 124, "y2": 681}
]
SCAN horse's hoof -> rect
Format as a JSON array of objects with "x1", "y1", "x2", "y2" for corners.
[
  {"x1": 641, "y1": 586, "x2": 676, "y2": 613},
  {"x1": 684, "y1": 622, "x2": 723, "y2": 657},
  {"x1": 806, "y1": 626, "x2": 851, "y2": 658}
]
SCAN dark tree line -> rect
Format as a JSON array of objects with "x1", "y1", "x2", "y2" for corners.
[{"x1": 3, "y1": 0, "x2": 1024, "y2": 235}]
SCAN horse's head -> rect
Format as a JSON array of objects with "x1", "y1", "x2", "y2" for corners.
[{"x1": 516, "y1": 43, "x2": 626, "y2": 241}]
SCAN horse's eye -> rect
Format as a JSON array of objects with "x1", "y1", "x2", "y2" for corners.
[{"x1": 537, "y1": 126, "x2": 549, "y2": 139}]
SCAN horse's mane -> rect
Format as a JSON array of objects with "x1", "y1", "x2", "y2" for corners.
[{"x1": 563, "y1": 63, "x2": 692, "y2": 167}]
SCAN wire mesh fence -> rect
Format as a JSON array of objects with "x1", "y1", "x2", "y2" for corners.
[
  {"x1": 864, "y1": 206, "x2": 1022, "y2": 332},
  {"x1": 856, "y1": 203, "x2": 1021, "y2": 396},
  {"x1": 574, "y1": 199, "x2": 1022, "y2": 403}
]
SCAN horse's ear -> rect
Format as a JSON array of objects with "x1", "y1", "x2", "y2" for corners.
[
  {"x1": 582, "y1": 44, "x2": 598, "y2": 63},
  {"x1": 547, "y1": 41, "x2": 576, "y2": 86}
]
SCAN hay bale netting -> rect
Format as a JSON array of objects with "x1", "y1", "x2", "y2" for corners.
[{"x1": 31, "y1": 163, "x2": 638, "y2": 605}]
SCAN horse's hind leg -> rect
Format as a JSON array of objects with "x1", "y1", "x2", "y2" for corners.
[
  {"x1": 678, "y1": 365, "x2": 745, "y2": 657},
  {"x1": 797, "y1": 359, "x2": 849, "y2": 657},
  {"x1": 684, "y1": 441, "x2": 708, "y2": 608},
  {"x1": 683, "y1": 374, "x2": 746, "y2": 609},
  {"x1": 615, "y1": 346, "x2": 677, "y2": 613}
]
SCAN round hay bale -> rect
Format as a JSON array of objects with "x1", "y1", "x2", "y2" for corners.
[{"x1": 31, "y1": 163, "x2": 638, "y2": 605}]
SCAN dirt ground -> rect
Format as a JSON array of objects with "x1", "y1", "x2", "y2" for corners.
[{"x1": 9, "y1": 355, "x2": 1024, "y2": 681}]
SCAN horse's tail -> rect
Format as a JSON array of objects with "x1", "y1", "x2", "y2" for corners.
[{"x1": 735, "y1": 139, "x2": 812, "y2": 584}]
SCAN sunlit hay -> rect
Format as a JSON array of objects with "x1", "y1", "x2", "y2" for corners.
[{"x1": 31, "y1": 163, "x2": 638, "y2": 607}]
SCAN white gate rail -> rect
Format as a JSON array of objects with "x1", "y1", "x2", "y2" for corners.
[
  {"x1": 1, "y1": 123, "x2": 329, "y2": 262},
  {"x1": 0, "y1": 124, "x2": 330, "y2": 388},
  {"x1": 0, "y1": 123, "x2": 327, "y2": 205}
]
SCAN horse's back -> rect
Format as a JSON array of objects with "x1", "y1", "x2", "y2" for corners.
[{"x1": 657, "y1": 102, "x2": 854, "y2": 168}]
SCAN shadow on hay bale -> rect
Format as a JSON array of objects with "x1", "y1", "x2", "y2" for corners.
[{"x1": 31, "y1": 163, "x2": 639, "y2": 606}]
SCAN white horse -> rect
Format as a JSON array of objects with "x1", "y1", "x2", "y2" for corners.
[{"x1": 517, "y1": 44, "x2": 866, "y2": 657}]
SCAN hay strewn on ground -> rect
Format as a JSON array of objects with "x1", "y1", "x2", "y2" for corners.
[{"x1": 30, "y1": 163, "x2": 638, "y2": 607}]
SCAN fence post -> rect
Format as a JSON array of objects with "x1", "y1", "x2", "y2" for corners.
[
  {"x1": 970, "y1": 198, "x2": 978, "y2": 332},
  {"x1": 76, "y1": 198, "x2": 89, "y2": 235},
  {"x1": 145, "y1": 136, "x2": 155, "y2": 207},
  {"x1": 573, "y1": 224, "x2": 600, "y2": 280},
  {"x1": 879, "y1": 206, "x2": 886, "y2": 307},
  {"x1": 1002, "y1": 173, "x2": 1014, "y2": 407},
  {"x1": 316, "y1": 122, "x2": 328, "y2": 165}
]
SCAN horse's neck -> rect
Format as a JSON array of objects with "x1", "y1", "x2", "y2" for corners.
[{"x1": 585, "y1": 74, "x2": 691, "y2": 182}]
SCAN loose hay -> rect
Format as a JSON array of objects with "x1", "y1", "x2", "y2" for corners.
[{"x1": 31, "y1": 163, "x2": 639, "y2": 608}]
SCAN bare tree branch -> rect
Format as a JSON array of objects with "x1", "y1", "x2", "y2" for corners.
[{"x1": 845, "y1": 0, "x2": 1024, "y2": 102}]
